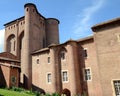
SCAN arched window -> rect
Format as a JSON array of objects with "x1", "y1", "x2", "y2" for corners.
[
  {"x1": 19, "y1": 32, "x2": 24, "y2": 50},
  {"x1": 7, "y1": 34, "x2": 15, "y2": 52}
]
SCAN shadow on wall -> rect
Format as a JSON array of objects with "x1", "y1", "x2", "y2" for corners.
[
  {"x1": 0, "y1": 66, "x2": 6, "y2": 87},
  {"x1": 32, "y1": 84, "x2": 45, "y2": 94},
  {"x1": 79, "y1": 46, "x2": 89, "y2": 95}
]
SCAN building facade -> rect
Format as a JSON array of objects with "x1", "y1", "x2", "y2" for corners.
[{"x1": 0, "y1": 3, "x2": 120, "y2": 96}]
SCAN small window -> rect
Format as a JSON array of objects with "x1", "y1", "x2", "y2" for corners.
[
  {"x1": 13, "y1": 41, "x2": 15, "y2": 51},
  {"x1": 26, "y1": 8, "x2": 28, "y2": 11},
  {"x1": 84, "y1": 68, "x2": 91, "y2": 81},
  {"x1": 117, "y1": 34, "x2": 120, "y2": 42},
  {"x1": 11, "y1": 76, "x2": 16, "y2": 84},
  {"x1": 47, "y1": 73, "x2": 51, "y2": 83},
  {"x1": 48, "y1": 57, "x2": 50, "y2": 63},
  {"x1": 61, "y1": 51, "x2": 65, "y2": 60},
  {"x1": 83, "y1": 49, "x2": 88, "y2": 58},
  {"x1": 36, "y1": 59, "x2": 39, "y2": 64},
  {"x1": 62, "y1": 71, "x2": 68, "y2": 82},
  {"x1": 113, "y1": 80, "x2": 120, "y2": 96}
]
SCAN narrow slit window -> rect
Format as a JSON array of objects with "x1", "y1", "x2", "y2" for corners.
[
  {"x1": 14, "y1": 41, "x2": 15, "y2": 51},
  {"x1": 47, "y1": 73, "x2": 51, "y2": 83},
  {"x1": 84, "y1": 68, "x2": 91, "y2": 81},
  {"x1": 83, "y1": 49, "x2": 88, "y2": 58},
  {"x1": 48, "y1": 57, "x2": 50, "y2": 63},
  {"x1": 61, "y1": 51, "x2": 65, "y2": 60},
  {"x1": 62, "y1": 71, "x2": 68, "y2": 82},
  {"x1": 36, "y1": 59, "x2": 39, "y2": 64}
]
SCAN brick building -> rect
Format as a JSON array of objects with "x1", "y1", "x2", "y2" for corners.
[{"x1": 0, "y1": 3, "x2": 120, "y2": 96}]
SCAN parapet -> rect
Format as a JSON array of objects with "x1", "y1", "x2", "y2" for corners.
[
  {"x1": 92, "y1": 17, "x2": 120, "y2": 32},
  {"x1": 24, "y1": 3, "x2": 36, "y2": 8},
  {"x1": 46, "y1": 18, "x2": 60, "y2": 24}
]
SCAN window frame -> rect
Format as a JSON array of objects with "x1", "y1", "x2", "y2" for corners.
[
  {"x1": 117, "y1": 34, "x2": 120, "y2": 42},
  {"x1": 47, "y1": 73, "x2": 52, "y2": 84},
  {"x1": 48, "y1": 57, "x2": 50, "y2": 64},
  {"x1": 62, "y1": 70, "x2": 69, "y2": 83},
  {"x1": 112, "y1": 79, "x2": 120, "y2": 96},
  {"x1": 61, "y1": 51, "x2": 66, "y2": 60},
  {"x1": 36, "y1": 58, "x2": 40, "y2": 64},
  {"x1": 83, "y1": 48, "x2": 88, "y2": 58},
  {"x1": 83, "y1": 68, "x2": 92, "y2": 81},
  {"x1": 11, "y1": 76, "x2": 16, "y2": 84}
]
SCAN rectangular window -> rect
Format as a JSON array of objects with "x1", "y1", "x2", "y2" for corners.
[
  {"x1": 61, "y1": 51, "x2": 65, "y2": 60},
  {"x1": 11, "y1": 76, "x2": 16, "y2": 84},
  {"x1": 117, "y1": 34, "x2": 120, "y2": 42},
  {"x1": 62, "y1": 71, "x2": 68, "y2": 82},
  {"x1": 48, "y1": 57, "x2": 50, "y2": 63},
  {"x1": 113, "y1": 80, "x2": 120, "y2": 96},
  {"x1": 47, "y1": 73, "x2": 51, "y2": 83},
  {"x1": 13, "y1": 41, "x2": 15, "y2": 51},
  {"x1": 36, "y1": 59, "x2": 39, "y2": 64},
  {"x1": 83, "y1": 49, "x2": 88, "y2": 58},
  {"x1": 84, "y1": 68, "x2": 91, "y2": 81}
]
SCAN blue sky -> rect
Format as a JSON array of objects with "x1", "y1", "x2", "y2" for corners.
[{"x1": 0, "y1": 0, "x2": 120, "y2": 52}]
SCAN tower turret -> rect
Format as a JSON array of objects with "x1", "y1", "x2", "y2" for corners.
[
  {"x1": 45, "y1": 18, "x2": 60, "y2": 46},
  {"x1": 22, "y1": 3, "x2": 36, "y2": 89}
]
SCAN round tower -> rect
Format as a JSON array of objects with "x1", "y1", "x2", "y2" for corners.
[
  {"x1": 45, "y1": 18, "x2": 60, "y2": 46},
  {"x1": 21, "y1": 3, "x2": 36, "y2": 89}
]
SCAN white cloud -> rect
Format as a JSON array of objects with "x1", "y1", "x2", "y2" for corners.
[
  {"x1": 0, "y1": 29, "x2": 5, "y2": 52},
  {"x1": 73, "y1": 0, "x2": 105, "y2": 37}
]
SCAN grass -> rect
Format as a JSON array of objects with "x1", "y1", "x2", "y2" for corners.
[{"x1": 0, "y1": 88, "x2": 35, "y2": 96}]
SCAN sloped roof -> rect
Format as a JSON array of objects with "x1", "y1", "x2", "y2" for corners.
[{"x1": 0, "y1": 52, "x2": 20, "y2": 62}]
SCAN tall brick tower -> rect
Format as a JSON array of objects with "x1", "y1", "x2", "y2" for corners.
[{"x1": 4, "y1": 3, "x2": 59, "y2": 89}]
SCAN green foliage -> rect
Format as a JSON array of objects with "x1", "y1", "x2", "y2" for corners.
[
  {"x1": 45, "y1": 93, "x2": 51, "y2": 96},
  {"x1": 0, "y1": 87, "x2": 61, "y2": 96},
  {"x1": 52, "y1": 93, "x2": 60, "y2": 96},
  {"x1": 34, "y1": 91, "x2": 40, "y2": 96},
  {"x1": 11, "y1": 86, "x2": 24, "y2": 92},
  {"x1": 0, "y1": 88, "x2": 34, "y2": 96}
]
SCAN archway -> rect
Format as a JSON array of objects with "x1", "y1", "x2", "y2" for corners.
[
  {"x1": 61, "y1": 88, "x2": 71, "y2": 96},
  {"x1": 19, "y1": 32, "x2": 24, "y2": 51},
  {"x1": 6, "y1": 34, "x2": 15, "y2": 53}
]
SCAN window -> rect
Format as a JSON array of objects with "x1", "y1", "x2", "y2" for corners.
[
  {"x1": 61, "y1": 51, "x2": 65, "y2": 60},
  {"x1": 62, "y1": 71, "x2": 68, "y2": 82},
  {"x1": 11, "y1": 76, "x2": 16, "y2": 84},
  {"x1": 117, "y1": 34, "x2": 120, "y2": 42},
  {"x1": 113, "y1": 80, "x2": 120, "y2": 96},
  {"x1": 84, "y1": 68, "x2": 91, "y2": 81},
  {"x1": 47, "y1": 73, "x2": 51, "y2": 83},
  {"x1": 13, "y1": 41, "x2": 15, "y2": 51},
  {"x1": 36, "y1": 59, "x2": 39, "y2": 64},
  {"x1": 48, "y1": 57, "x2": 50, "y2": 63},
  {"x1": 26, "y1": 8, "x2": 28, "y2": 11},
  {"x1": 83, "y1": 49, "x2": 88, "y2": 58}
]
